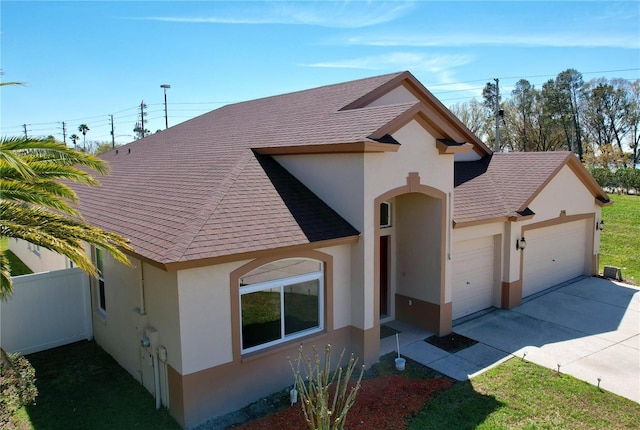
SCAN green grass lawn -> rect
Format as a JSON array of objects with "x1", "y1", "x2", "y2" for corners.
[
  {"x1": 13, "y1": 341, "x2": 179, "y2": 430},
  {"x1": 599, "y1": 194, "x2": 640, "y2": 285},
  {"x1": 409, "y1": 357, "x2": 640, "y2": 429}
]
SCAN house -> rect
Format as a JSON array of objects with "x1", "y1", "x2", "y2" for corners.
[
  {"x1": 71, "y1": 71, "x2": 610, "y2": 428},
  {"x1": 9, "y1": 238, "x2": 74, "y2": 273}
]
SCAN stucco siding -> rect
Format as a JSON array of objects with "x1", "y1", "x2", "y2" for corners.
[
  {"x1": 365, "y1": 120, "x2": 454, "y2": 197},
  {"x1": 9, "y1": 238, "x2": 70, "y2": 273},
  {"x1": 144, "y1": 263, "x2": 182, "y2": 373},
  {"x1": 175, "y1": 242, "x2": 354, "y2": 376},
  {"x1": 325, "y1": 244, "x2": 353, "y2": 330},
  {"x1": 92, "y1": 254, "x2": 145, "y2": 382},
  {"x1": 527, "y1": 165, "x2": 597, "y2": 220},
  {"x1": 177, "y1": 260, "x2": 247, "y2": 375},
  {"x1": 274, "y1": 154, "x2": 364, "y2": 231}
]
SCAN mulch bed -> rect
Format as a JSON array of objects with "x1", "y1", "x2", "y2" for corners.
[
  {"x1": 232, "y1": 375, "x2": 453, "y2": 429},
  {"x1": 424, "y1": 332, "x2": 478, "y2": 353}
]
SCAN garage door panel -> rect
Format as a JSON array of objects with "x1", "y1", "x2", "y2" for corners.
[
  {"x1": 452, "y1": 236, "x2": 496, "y2": 319},
  {"x1": 523, "y1": 220, "x2": 589, "y2": 297}
]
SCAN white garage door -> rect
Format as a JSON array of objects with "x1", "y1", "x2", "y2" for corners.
[
  {"x1": 452, "y1": 236, "x2": 495, "y2": 319},
  {"x1": 522, "y1": 219, "x2": 589, "y2": 298}
]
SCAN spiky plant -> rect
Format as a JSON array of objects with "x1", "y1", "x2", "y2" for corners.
[{"x1": 289, "y1": 344, "x2": 365, "y2": 430}]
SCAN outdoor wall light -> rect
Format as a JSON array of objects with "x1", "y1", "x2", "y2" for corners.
[
  {"x1": 596, "y1": 219, "x2": 605, "y2": 231},
  {"x1": 516, "y1": 237, "x2": 527, "y2": 251}
]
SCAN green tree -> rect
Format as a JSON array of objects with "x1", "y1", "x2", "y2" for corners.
[
  {"x1": 556, "y1": 69, "x2": 585, "y2": 160},
  {"x1": 69, "y1": 133, "x2": 80, "y2": 149},
  {"x1": 509, "y1": 80, "x2": 538, "y2": 151},
  {"x1": 94, "y1": 142, "x2": 121, "y2": 155},
  {"x1": 625, "y1": 80, "x2": 640, "y2": 167},
  {"x1": 0, "y1": 136, "x2": 131, "y2": 297},
  {"x1": 78, "y1": 124, "x2": 89, "y2": 151},
  {"x1": 583, "y1": 78, "x2": 631, "y2": 165}
]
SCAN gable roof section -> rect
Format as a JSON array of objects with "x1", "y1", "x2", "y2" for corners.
[
  {"x1": 74, "y1": 72, "x2": 427, "y2": 268},
  {"x1": 342, "y1": 72, "x2": 491, "y2": 156},
  {"x1": 453, "y1": 152, "x2": 610, "y2": 226}
]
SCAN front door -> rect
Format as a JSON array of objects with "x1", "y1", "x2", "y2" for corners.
[{"x1": 380, "y1": 235, "x2": 389, "y2": 316}]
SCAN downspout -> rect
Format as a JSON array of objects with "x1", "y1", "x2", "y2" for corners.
[{"x1": 139, "y1": 263, "x2": 146, "y2": 315}]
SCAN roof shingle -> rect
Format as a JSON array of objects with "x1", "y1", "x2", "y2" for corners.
[
  {"x1": 454, "y1": 151, "x2": 591, "y2": 225},
  {"x1": 75, "y1": 73, "x2": 412, "y2": 265}
]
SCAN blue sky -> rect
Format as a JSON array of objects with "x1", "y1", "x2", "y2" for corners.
[{"x1": 2, "y1": 1, "x2": 639, "y2": 144}]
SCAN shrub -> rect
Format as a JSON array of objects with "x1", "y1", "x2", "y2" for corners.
[
  {"x1": 1, "y1": 349, "x2": 37, "y2": 428},
  {"x1": 616, "y1": 168, "x2": 640, "y2": 194},
  {"x1": 589, "y1": 167, "x2": 616, "y2": 189},
  {"x1": 289, "y1": 344, "x2": 364, "y2": 430}
]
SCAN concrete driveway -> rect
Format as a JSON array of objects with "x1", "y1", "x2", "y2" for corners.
[
  {"x1": 453, "y1": 276, "x2": 640, "y2": 403},
  {"x1": 395, "y1": 276, "x2": 639, "y2": 402}
]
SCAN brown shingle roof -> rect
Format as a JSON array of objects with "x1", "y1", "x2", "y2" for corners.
[
  {"x1": 75, "y1": 72, "x2": 417, "y2": 266},
  {"x1": 453, "y1": 151, "x2": 609, "y2": 225}
]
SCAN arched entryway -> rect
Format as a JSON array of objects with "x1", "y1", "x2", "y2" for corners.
[{"x1": 374, "y1": 173, "x2": 451, "y2": 336}]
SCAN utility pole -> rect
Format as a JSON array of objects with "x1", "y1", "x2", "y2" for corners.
[
  {"x1": 134, "y1": 101, "x2": 148, "y2": 139},
  {"x1": 22, "y1": 124, "x2": 28, "y2": 138},
  {"x1": 62, "y1": 121, "x2": 67, "y2": 144},
  {"x1": 160, "y1": 84, "x2": 170, "y2": 129},
  {"x1": 140, "y1": 100, "x2": 147, "y2": 138},
  {"x1": 109, "y1": 114, "x2": 115, "y2": 148},
  {"x1": 494, "y1": 78, "x2": 500, "y2": 152}
]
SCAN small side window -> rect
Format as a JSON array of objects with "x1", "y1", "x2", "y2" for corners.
[
  {"x1": 380, "y1": 202, "x2": 391, "y2": 228},
  {"x1": 95, "y1": 248, "x2": 106, "y2": 315}
]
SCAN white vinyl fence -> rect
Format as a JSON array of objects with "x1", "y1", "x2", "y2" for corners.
[{"x1": 0, "y1": 268, "x2": 93, "y2": 354}]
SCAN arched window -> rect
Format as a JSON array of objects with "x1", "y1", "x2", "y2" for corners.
[{"x1": 239, "y1": 258, "x2": 324, "y2": 353}]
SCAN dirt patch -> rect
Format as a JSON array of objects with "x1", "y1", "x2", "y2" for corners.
[{"x1": 425, "y1": 332, "x2": 478, "y2": 353}]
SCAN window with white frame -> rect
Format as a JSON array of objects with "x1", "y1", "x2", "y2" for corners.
[
  {"x1": 95, "y1": 248, "x2": 106, "y2": 314},
  {"x1": 239, "y1": 259, "x2": 323, "y2": 353},
  {"x1": 380, "y1": 201, "x2": 392, "y2": 228}
]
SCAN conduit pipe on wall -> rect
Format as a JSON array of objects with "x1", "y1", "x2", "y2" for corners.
[
  {"x1": 158, "y1": 346, "x2": 169, "y2": 408},
  {"x1": 152, "y1": 351, "x2": 161, "y2": 409},
  {"x1": 146, "y1": 327, "x2": 161, "y2": 409}
]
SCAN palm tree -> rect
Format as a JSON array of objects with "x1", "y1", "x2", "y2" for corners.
[
  {"x1": 78, "y1": 124, "x2": 89, "y2": 151},
  {"x1": 69, "y1": 133, "x2": 80, "y2": 149},
  {"x1": 0, "y1": 136, "x2": 131, "y2": 297}
]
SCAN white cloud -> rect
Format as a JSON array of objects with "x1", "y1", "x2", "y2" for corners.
[
  {"x1": 302, "y1": 52, "x2": 473, "y2": 72},
  {"x1": 302, "y1": 52, "x2": 483, "y2": 98},
  {"x1": 345, "y1": 32, "x2": 639, "y2": 49},
  {"x1": 134, "y1": 1, "x2": 415, "y2": 29}
]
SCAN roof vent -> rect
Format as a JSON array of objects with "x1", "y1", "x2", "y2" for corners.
[
  {"x1": 128, "y1": 148, "x2": 131, "y2": 154},
  {"x1": 115, "y1": 149, "x2": 119, "y2": 155}
]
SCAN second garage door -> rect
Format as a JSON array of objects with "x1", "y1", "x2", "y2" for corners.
[
  {"x1": 522, "y1": 219, "x2": 590, "y2": 298},
  {"x1": 452, "y1": 236, "x2": 496, "y2": 319}
]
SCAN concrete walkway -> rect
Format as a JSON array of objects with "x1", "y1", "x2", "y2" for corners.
[{"x1": 384, "y1": 277, "x2": 640, "y2": 403}]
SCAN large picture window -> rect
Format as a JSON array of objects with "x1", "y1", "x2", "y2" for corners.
[{"x1": 240, "y1": 259, "x2": 323, "y2": 353}]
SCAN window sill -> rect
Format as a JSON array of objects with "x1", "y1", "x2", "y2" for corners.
[{"x1": 94, "y1": 310, "x2": 107, "y2": 324}]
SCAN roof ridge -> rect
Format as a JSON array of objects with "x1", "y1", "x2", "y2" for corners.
[{"x1": 162, "y1": 150, "x2": 253, "y2": 263}]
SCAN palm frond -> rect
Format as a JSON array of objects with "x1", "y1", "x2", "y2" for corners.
[
  {"x1": 1, "y1": 137, "x2": 110, "y2": 177},
  {"x1": 0, "y1": 137, "x2": 130, "y2": 298}
]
